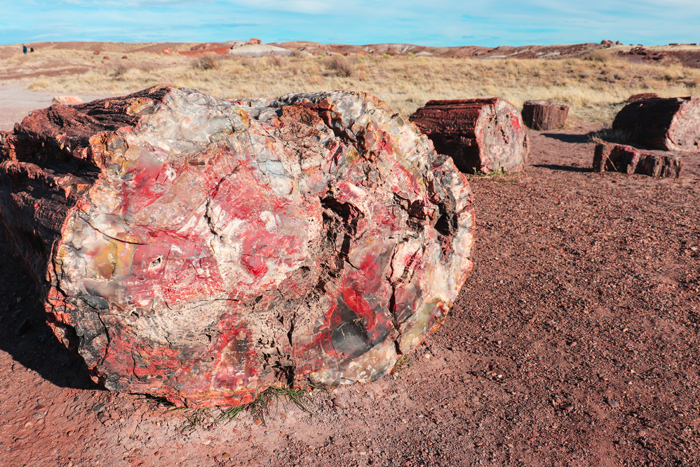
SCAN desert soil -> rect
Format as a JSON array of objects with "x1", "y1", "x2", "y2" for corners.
[{"x1": 1, "y1": 88, "x2": 699, "y2": 467}]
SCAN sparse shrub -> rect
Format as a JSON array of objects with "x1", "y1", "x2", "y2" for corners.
[
  {"x1": 587, "y1": 49, "x2": 614, "y2": 63},
  {"x1": 192, "y1": 54, "x2": 218, "y2": 71},
  {"x1": 587, "y1": 127, "x2": 639, "y2": 145},
  {"x1": 267, "y1": 55, "x2": 284, "y2": 67},
  {"x1": 109, "y1": 63, "x2": 129, "y2": 79},
  {"x1": 325, "y1": 55, "x2": 353, "y2": 77}
]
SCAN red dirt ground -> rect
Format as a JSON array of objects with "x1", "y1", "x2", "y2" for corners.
[{"x1": 1, "y1": 99, "x2": 699, "y2": 465}]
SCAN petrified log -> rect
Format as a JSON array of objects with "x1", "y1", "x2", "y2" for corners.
[
  {"x1": 612, "y1": 97, "x2": 700, "y2": 151},
  {"x1": 593, "y1": 143, "x2": 682, "y2": 178},
  {"x1": 521, "y1": 100, "x2": 569, "y2": 130},
  {"x1": 409, "y1": 98, "x2": 529, "y2": 174},
  {"x1": 0, "y1": 85, "x2": 475, "y2": 407}
]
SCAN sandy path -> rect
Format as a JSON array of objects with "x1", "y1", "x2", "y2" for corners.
[{"x1": 0, "y1": 83, "x2": 108, "y2": 131}]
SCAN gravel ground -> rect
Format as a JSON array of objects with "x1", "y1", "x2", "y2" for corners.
[{"x1": 1, "y1": 108, "x2": 699, "y2": 466}]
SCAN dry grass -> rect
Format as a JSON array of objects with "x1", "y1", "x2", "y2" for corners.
[{"x1": 4, "y1": 47, "x2": 700, "y2": 125}]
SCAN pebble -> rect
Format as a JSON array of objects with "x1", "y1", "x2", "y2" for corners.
[{"x1": 606, "y1": 398, "x2": 621, "y2": 408}]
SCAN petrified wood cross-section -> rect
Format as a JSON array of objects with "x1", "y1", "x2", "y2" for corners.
[
  {"x1": 0, "y1": 86, "x2": 475, "y2": 407},
  {"x1": 409, "y1": 98, "x2": 529, "y2": 174},
  {"x1": 612, "y1": 97, "x2": 700, "y2": 152}
]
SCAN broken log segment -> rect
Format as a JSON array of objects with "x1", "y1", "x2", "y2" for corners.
[
  {"x1": 593, "y1": 142, "x2": 682, "y2": 178},
  {"x1": 521, "y1": 100, "x2": 569, "y2": 131},
  {"x1": 409, "y1": 98, "x2": 529, "y2": 174},
  {"x1": 612, "y1": 97, "x2": 700, "y2": 151},
  {"x1": 0, "y1": 85, "x2": 475, "y2": 408}
]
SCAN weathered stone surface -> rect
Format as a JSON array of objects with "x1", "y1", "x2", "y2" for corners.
[
  {"x1": 0, "y1": 85, "x2": 475, "y2": 407},
  {"x1": 593, "y1": 142, "x2": 682, "y2": 178},
  {"x1": 612, "y1": 97, "x2": 700, "y2": 151},
  {"x1": 521, "y1": 100, "x2": 569, "y2": 131},
  {"x1": 409, "y1": 98, "x2": 529, "y2": 174}
]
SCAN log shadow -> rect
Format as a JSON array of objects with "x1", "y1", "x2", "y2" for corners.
[
  {"x1": 533, "y1": 164, "x2": 593, "y2": 173},
  {"x1": 541, "y1": 133, "x2": 591, "y2": 144},
  {"x1": 0, "y1": 241, "x2": 100, "y2": 390}
]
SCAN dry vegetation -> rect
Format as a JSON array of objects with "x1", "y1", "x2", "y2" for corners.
[{"x1": 4, "y1": 46, "x2": 700, "y2": 124}]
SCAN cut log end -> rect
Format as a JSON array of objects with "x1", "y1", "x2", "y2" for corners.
[
  {"x1": 613, "y1": 97, "x2": 700, "y2": 152},
  {"x1": 521, "y1": 100, "x2": 569, "y2": 131},
  {"x1": 409, "y1": 98, "x2": 528, "y2": 174},
  {"x1": 0, "y1": 86, "x2": 475, "y2": 408}
]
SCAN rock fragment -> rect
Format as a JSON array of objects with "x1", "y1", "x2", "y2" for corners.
[
  {"x1": 0, "y1": 85, "x2": 475, "y2": 407},
  {"x1": 409, "y1": 98, "x2": 529, "y2": 174},
  {"x1": 593, "y1": 143, "x2": 682, "y2": 178}
]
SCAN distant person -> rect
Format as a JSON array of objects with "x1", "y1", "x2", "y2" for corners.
[
  {"x1": 22, "y1": 44, "x2": 27, "y2": 54},
  {"x1": 30, "y1": 47, "x2": 34, "y2": 53}
]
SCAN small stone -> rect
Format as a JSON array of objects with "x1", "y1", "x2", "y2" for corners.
[
  {"x1": 332, "y1": 398, "x2": 348, "y2": 409},
  {"x1": 606, "y1": 398, "x2": 621, "y2": 408}
]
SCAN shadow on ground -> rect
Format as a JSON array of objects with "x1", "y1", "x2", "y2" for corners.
[
  {"x1": 0, "y1": 240, "x2": 99, "y2": 390},
  {"x1": 541, "y1": 133, "x2": 591, "y2": 144},
  {"x1": 533, "y1": 164, "x2": 593, "y2": 173}
]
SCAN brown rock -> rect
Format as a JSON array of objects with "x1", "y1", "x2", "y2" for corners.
[
  {"x1": 248, "y1": 38, "x2": 262, "y2": 45},
  {"x1": 0, "y1": 86, "x2": 475, "y2": 408},
  {"x1": 521, "y1": 100, "x2": 569, "y2": 131},
  {"x1": 409, "y1": 98, "x2": 529, "y2": 174},
  {"x1": 593, "y1": 143, "x2": 681, "y2": 178},
  {"x1": 612, "y1": 97, "x2": 700, "y2": 151}
]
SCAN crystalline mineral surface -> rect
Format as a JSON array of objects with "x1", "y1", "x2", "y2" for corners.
[{"x1": 0, "y1": 86, "x2": 475, "y2": 407}]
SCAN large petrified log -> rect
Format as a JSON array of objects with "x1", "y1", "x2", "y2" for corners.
[
  {"x1": 593, "y1": 143, "x2": 682, "y2": 178},
  {"x1": 0, "y1": 85, "x2": 475, "y2": 407},
  {"x1": 409, "y1": 98, "x2": 529, "y2": 174},
  {"x1": 612, "y1": 97, "x2": 700, "y2": 151},
  {"x1": 521, "y1": 100, "x2": 569, "y2": 131}
]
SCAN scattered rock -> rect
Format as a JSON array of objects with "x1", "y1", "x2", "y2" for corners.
[
  {"x1": 0, "y1": 85, "x2": 475, "y2": 408},
  {"x1": 593, "y1": 143, "x2": 682, "y2": 178},
  {"x1": 521, "y1": 100, "x2": 569, "y2": 131},
  {"x1": 409, "y1": 98, "x2": 529, "y2": 174},
  {"x1": 613, "y1": 96, "x2": 700, "y2": 151}
]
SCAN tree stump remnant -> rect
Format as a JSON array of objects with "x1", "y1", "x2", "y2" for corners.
[
  {"x1": 612, "y1": 97, "x2": 700, "y2": 151},
  {"x1": 521, "y1": 100, "x2": 569, "y2": 130},
  {"x1": 0, "y1": 86, "x2": 475, "y2": 408},
  {"x1": 593, "y1": 143, "x2": 682, "y2": 178},
  {"x1": 409, "y1": 98, "x2": 529, "y2": 174}
]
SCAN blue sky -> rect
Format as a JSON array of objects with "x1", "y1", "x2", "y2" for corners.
[{"x1": 1, "y1": 1, "x2": 698, "y2": 47}]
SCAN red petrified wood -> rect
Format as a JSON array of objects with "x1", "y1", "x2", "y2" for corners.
[
  {"x1": 612, "y1": 97, "x2": 700, "y2": 151},
  {"x1": 409, "y1": 98, "x2": 529, "y2": 174},
  {"x1": 593, "y1": 143, "x2": 682, "y2": 178},
  {"x1": 521, "y1": 100, "x2": 569, "y2": 131},
  {"x1": 0, "y1": 85, "x2": 475, "y2": 408}
]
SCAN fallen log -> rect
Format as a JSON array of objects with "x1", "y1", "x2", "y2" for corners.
[
  {"x1": 521, "y1": 100, "x2": 569, "y2": 130},
  {"x1": 409, "y1": 98, "x2": 529, "y2": 174},
  {"x1": 0, "y1": 85, "x2": 475, "y2": 407},
  {"x1": 612, "y1": 97, "x2": 700, "y2": 151},
  {"x1": 593, "y1": 142, "x2": 682, "y2": 178}
]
